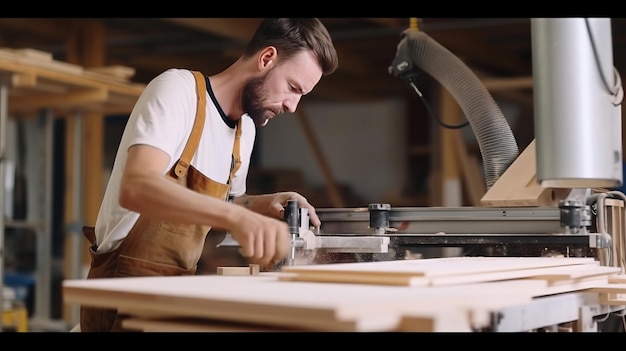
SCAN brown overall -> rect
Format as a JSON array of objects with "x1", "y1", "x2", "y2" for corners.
[{"x1": 79, "y1": 71, "x2": 242, "y2": 332}]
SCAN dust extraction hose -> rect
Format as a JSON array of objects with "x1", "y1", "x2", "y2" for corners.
[{"x1": 390, "y1": 29, "x2": 519, "y2": 189}]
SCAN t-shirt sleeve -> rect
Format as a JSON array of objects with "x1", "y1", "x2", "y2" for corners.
[{"x1": 125, "y1": 69, "x2": 196, "y2": 165}]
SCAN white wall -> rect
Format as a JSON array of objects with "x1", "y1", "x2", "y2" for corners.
[{"x1": 258, "y1": 98, "x2": 408, "y2": 204}]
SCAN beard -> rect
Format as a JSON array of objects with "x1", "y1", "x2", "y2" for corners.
[{"x1": 242, "y1": 71, "x2": 283, "y2": 127}]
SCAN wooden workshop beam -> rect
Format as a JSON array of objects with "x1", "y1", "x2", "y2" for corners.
[
  {"x1": 9, "y1": 88, "x2": 109, "y2": 111},
  {"x1": 296, "y1": 106, "x2": 345, "y2": 208},
  {"x1": 481, "y1": 76, "x2": 533, "y2": 91},
  {"x1": 62, "y1": 19, "x2": 108, "y2": 326},
  {"x1": 439, "y1": 85, "x2": 462, "y2": 207}
]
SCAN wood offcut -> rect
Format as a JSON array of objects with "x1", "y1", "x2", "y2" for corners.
[{"x1": 216, "y1": 264, "x2": 260, "y2": 276}]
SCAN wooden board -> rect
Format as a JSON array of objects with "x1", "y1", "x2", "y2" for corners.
[
  {"x1": 0, "y1": 47, "x2": 83, "y2": 75},
  {"x1": 1, "y1": 48, "x2": 53, "y2": 61},
  {"x1": 122, "y1": 316, "x2": 291, "y2": 332},
  {"x1": 63, "y1": 257, "x2": 624, "y2": 331},
  {"x1": 280, "y1": 256, "x2": 597, "y2": 286},
  {"x1": 480, "y1": 140, "x2": 570, "y2": 207},
  {"x1": 216, "y1": 264, "x2": 260, "y2": 276},
  {"x1": 587, "y1": 283, "x2": 626, "y2": 305},
  {"x1": 0, "y1": 47, "x2": 146, "y2": 117},
  {"x1": 83, "y1": 65, "x2": 136, "y2": 84},
  {"x1": 609, "y1": 275, "x2": 626, "y2": 284},
  {"x1": 63, "y1": 272, "x2": 548, "y2": 332}
]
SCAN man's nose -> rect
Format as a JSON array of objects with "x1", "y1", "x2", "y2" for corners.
[{"x1": 283, "y1": 95, "x2": 301, "y2": 113}]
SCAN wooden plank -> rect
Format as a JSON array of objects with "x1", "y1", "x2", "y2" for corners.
[
  {"x1": 605, "y1": 199, "x2": 626, "y2": 271},
  {"x1": 481, "y1": 139, "x2": 570, "y2": 207},
  {"x1": 9, "y1": 75, "x2": 69, "y2": 94},
  {"x1": 83, "y1": 66, "x2": 136, "y2": 84},
  {"x1": 281, "y1": 256, "x2": 597, "y2": 286},
  {"x1": 86, "y1": 65, "x2": 135, "y2": 79},
  {"x1": 10, "y1": 88, "x2": 109, "y2": 110},
  {"x1": 540, "y1": 277, "x2": 615, "y2": 296},
  {"x1": 452, "y1": 131, "x2": 485, "y2": 206},
  {"x1": 59, "y1": 256, "x2": 625, "y2": 332},
  {"x1": 587, "y1": 283, "x2": 626, "y2": 293},
  {"x1": 122, "y1": 316, "x2": 295, "y2": 332},
  {"x1": 587, "y1": 283, "x2": 626, "y2": 305},
  {"x1": 279, "y1": 270, "x2": 430, "y2": 287},
  {"x1": 2, "y1": 48, "x2": 54, "y2": 61},
  {"x1": 525, "y1": 264, "x2": 617, "y2": 282},
  {"x1": 440, "y1": 86, "x2": 462, "y2": 206},
  {"x1": 249, "y1": 264, "x2": 260, "y2": 275},
  {"x1": 398, "y1": 308, "x2": 476, "y2": 332},
  {"x1": 0, "y1": 61, "x2": 145, "y2": 117},
  {"x1": 0, "y1": 48, "x2": 83, "y2": 75},
  {"x1": 216, "y1": 264, "x2": 260, "y2": 275},
  {"x1": 217, "y1": 267, "x2": 252, "y2": 275},
  {"x1": 608, "y1": 275, "x2": 626, "y2": 284},
  {"x1": 63, "y1": 273, "x2": 546, "y2": 332},
  {"x1": 481, "y1": 76, "x2": 533, "y2": 91},
  {"x1": 430, "y1": 263, "x2": 618, "y2": 287}
]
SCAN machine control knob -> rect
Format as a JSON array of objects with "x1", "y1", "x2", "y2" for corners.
[
  {"x1": 284, "y1": 200, "x2": 300, "y2": 236},
  {"x1": 558, "y1": 199, "x2": 592, "y2": 234},
  {"x1": 368, "y1": 203, "x2": 391, "y2": 234}
]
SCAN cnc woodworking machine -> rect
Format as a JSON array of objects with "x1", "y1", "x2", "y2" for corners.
[
  {"x1": 59, "y1": 18, "x2": 626, "y2": 333},
  {"x1": 284, "y1": 18, "x2": 626, "y2": 271}
]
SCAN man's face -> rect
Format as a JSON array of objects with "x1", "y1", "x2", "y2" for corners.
[
  {"x1": 242, "y1": 50, "x2": 323, "y2": 127},
  {"x1": 242, "y1": 71, "x2": 275, "y2": 127}
]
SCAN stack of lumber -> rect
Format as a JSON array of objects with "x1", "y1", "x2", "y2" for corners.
[
  {"x1": 0, "y1": 48, "x2": 136, "y2": 83},
  {"x1": 62, "y1": 256, "x2": 626, "y2": 332},
  {"x1": 281, "y1": 256, "x2": 619, "y2": 291},
  {"x1": 0, "y1": 47, "x2": 145, "y2": 116},
  {"x1": 0, "y1": 48, "x2": 83, "y2": 75}
]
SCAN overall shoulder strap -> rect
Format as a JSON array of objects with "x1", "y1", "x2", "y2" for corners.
[
  {"x1": 174, "y1": 70, "x2": 207, "y2": 178},
  {"x1": 229, "y1": 118, "x2": 243, "y2": 183}
]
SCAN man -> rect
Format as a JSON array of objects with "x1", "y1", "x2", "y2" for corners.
[{"x1": 80, "y1": 18, "x2": 338, "y2": 332}]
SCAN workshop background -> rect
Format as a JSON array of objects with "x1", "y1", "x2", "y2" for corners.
[{"x1": 1, "y1": 18, "x2": 626, "y2": 331}]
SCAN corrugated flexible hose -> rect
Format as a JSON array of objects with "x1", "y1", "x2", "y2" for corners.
[{"x1": 391, "y1": 29, "x2": 519, "y2": 189}]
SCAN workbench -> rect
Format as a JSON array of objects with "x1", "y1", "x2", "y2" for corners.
[{"x1": 62, "y1": 256, "x2": 626, "y2": 332}]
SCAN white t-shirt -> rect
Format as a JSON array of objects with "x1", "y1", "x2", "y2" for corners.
[{"x1": 95, "y1": 68, "x2": 256, "y2": 253}]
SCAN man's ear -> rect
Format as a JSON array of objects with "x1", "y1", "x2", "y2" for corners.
[{"x1": 258, "y1": 46, "x2": 277, "y2": 70}]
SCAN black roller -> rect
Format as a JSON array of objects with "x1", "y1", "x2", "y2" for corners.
[
  {"x1": 284, "y1": 200, "x2": 300, "y2": 235},
  {"x1": 369, "y1": 203, "x2": 391, "y2": 229}
]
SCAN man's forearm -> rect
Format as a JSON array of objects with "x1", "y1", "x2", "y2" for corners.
[
  {"x1": 120, "y1": 174, "x2": 241, "y2": 230},
  {"x1": 233, "y1": 194, "x2": 252, "y2": 208},
  {"x1": 232, "y1": 193, "x2": 277, "y2": 217}
]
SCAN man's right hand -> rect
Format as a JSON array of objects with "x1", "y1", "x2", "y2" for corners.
[{"x1": 229, "y1": 209, "x2": 291, "y2": 268}]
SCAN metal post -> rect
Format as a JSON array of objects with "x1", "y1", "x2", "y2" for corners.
[
  {"x1": 68, "y1": 112, "x2": 84, "y2": 326},
  {"x1": 27, "y1": 108, "x2": 70, "y2": 331},
  {"x1": 32, "y1": 109, "x2": 53, "y2": 323},
  {"x1": 0, "y1": 80, "x2": 8, "y2": 332}
]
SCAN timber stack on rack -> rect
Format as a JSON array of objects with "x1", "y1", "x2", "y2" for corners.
[
  {"x1": 0, "y1": 47, "x2": 145, "y2": 117},
  {"x1": 0, "y1": 47, "x2": 146, "y2": 331}
]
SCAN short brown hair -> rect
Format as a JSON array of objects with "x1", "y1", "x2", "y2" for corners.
[{"x1": 243, "y1": 18, "x2": 338, "y2": 76}]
